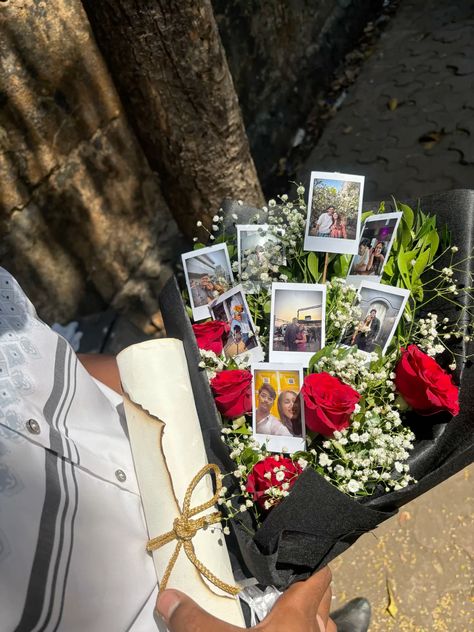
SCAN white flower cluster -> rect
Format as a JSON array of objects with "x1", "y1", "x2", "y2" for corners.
[
  {"x1": 263, "y1": 191, "x2": 307, "y2": 257},
  {"x1": 413, "y1": 313, "x2": 445, "y2": 357},
  {"x1": 218, "y1": 430, "x2": 265, "y2": 516},
  {"x1": 309, "y1": 347, "x2": 416, "y2": 495},
  {"x1": 313, "y1": 347, "x2": 393, "y2": 392},
  {"x1": 325, "y1": 278, "x2": 361, "y2": 337},
  {"x1": 239, "y1": 228, "x2": 285, "y2": 292},
  {"x1": 317, "y1": 406, "x2": 415, "y2": 495},
  {"x1": 198, "y1": 348, "x2": 252, "y2": 380},
  {"x1": 198, "y1": 349, "x2": 225, "y2": 380}
]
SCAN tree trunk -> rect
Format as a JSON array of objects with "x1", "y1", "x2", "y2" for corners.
[
  {"x1": 0, "y1": 0, "x2": 180, "y2": 325},
  {"x1": 81, "y1": 0, "x2": 264, "y2": 238}
]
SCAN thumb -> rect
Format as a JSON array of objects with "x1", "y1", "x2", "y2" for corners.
[{"x1": 156, "y1": 589, "x2": 244, "y2": 632}]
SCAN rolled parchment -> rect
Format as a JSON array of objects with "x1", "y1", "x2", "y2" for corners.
[{"x1": 116, "y1": 339, "x2": 244, "y2": 626}]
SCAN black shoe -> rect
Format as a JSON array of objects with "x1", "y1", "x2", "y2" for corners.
[{"x1": 330, "y1": 597, "x2": 371, "y2": 632}]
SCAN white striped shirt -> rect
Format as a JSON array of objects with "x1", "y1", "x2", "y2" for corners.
[{"x1": 0, "y1": 269, "x2": 158, "y2": 631}]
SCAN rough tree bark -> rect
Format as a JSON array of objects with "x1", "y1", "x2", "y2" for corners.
[
  {"x1": 0, "y1": 0, "x2": 180, "y2": 324},
  {"x1": 81, "y1": 0, "x2": 264, "y2": 238}
]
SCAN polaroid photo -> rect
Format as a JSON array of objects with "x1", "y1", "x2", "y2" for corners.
[
  {"x1": 340, "y1": 281, "x2": 410, "y2": 356},
  {"x1": 181, "y1": 243, "x2": 234, "y2": 321},
  {"x1": 347, "y1": 212, "x2": 402, "y2": 286},
  {"x1": 303, "y1": 171, "x2": 365, "y2": 255},
  {"x1": 269, "y1": 282, "x2": 326, "y2": 366},
  {"x1": 252, "y1": 363, "x2": 306, "y2": 453},
  {"x1": 209, "y1": 284, "x2": 264, "y2": 362},
  {"x1": 237, "y1": 224, "x2": 285, "y2": 291}
]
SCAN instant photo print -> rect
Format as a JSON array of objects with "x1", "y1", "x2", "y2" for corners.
[
  {"x1": 237, "y1": 224, "x2": 285, "y2": 291},
  {"x1": 209, "y1": 285, "x2": 264, "y2": 362},
  {"x1": 269, "y1": 282, "x2": 326, "y2": 366},
  {"x1": 347, "y1": 212, "x2": 402, "y2": 286},
  {"x1": 341, "y1": 281, "x2": 410, "y2": 356},
  {"x1": 304, "y1": 171, "x2": 365, "y2": 255},
  {"x1": 252, "y1": 363, "x2": 306, "y2": 454},
  {"x1": 181, "y1": 244, "x2": 234, "y2": 321}
]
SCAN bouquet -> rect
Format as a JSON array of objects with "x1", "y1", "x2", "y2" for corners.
[{"x1": 160, "y1": 180, "x2": 474, "y2": 589}]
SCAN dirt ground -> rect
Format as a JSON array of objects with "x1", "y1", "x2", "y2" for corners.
[{"x1": 331, "y1": 464, "x2": 474, "y2": 631}]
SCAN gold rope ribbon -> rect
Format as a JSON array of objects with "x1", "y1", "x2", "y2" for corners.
[{"x1": 146, "y1": 463, "x2": 240, "y2": 596}]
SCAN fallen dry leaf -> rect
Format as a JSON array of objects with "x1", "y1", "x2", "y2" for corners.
[{"x1": 386, "y1": 578, "x2": 398, "y2": 618}]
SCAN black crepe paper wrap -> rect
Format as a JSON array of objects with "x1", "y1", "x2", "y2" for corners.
[{"x1": 160, "y1": 189, "x2": 474, "y2": 589}]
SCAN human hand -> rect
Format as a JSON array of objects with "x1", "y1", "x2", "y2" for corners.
[{"x1": 155, "y1": 566, "x2": 336, "y2": 632}]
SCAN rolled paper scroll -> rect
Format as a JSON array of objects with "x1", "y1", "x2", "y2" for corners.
[{"x1": 117, "y1": 339, "x2": 244, "y2": 626}]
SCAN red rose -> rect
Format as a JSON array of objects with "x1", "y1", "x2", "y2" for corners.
[
  {"x1": 302, "y1": 372, "x2": 360, "y2": 437},
  {"x1": 192, "y1": 320, "x2": 230, "y2": 354},
  {"x1": 210, "y1": 369, "x2": 252, "y2": 418},
  {"x1": 394, "y1": 344, "x2": 459, "y2": 416},
  {"x1": 246, "y1": 456, "x2": 302, "y2": 511}
]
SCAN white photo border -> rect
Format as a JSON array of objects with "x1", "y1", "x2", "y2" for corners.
[
  {"x1": 209, "y1": 284, "x2": 264, "y2": 363},
  {"x1": 251, "y1": 362, "x2": 306, "y2": 454},
  {"x1": 181, "y1": 243, "x2": 234, "y2": 322},
  {"x1": 346, "y1": 211, "x2": 402, "y2": 287},
  {"x1": 269, "y1": 282, "x2": 327, "y2": 367},
  {"x1": 303, "y1": 171, "x2": 365, "y2": 255},
  {"x1": 341, "y1": 281, "x2": 410, "y2": 357}
]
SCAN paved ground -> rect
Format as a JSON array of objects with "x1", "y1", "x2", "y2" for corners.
[
  {"x1": 301, "y1": 1, "x2": 474, "y2": 628},
  {"x1": 331, "y1": 464, "x2": 473, "y2": 631},
  {"x1": 301, "y1": 0, "x2": 474, "y2": 201}
]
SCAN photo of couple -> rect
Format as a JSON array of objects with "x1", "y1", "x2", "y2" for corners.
[
  {"x1": 252, "y1": 366, "x2": 306, "y2": 452},
  {"x1": 347, "y1": 213, "x2": 402, "y2": 283},
  {"x1": 270, "y1": 283, "x2": 326, "y2": 365},
  {"x1": 310, "y1": 205, "x2": 348, "y2": 239},
  {"x1": 342, "y1": 282, "x2": 410, "y2": 355},
  {"x1": 182, "y1": 244, "x2": 234, "y2": 320},
  {"x1": 304, "y1": 171, "x2": 364, "y2": 255},
  {"x1": 255, "y1": 382, "x2": 302, "y2": 437}
]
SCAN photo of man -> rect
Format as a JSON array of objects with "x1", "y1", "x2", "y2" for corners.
[
  {"x1": 181, "y1": 244, "x2": 234, "y2": 320},
  {"x1": 270, "y1": 282, "x2": 326, "y2": 365},
  {"x1": 209, "y1": 285, "x2": 264, "y2": 362},
  {"x1": 349, "y1": 307, "x2": 381, "y2": 352},
  {"x1": 313, "y1": 206, "x2": 335, "y2": 237},
  {"x1": 341, "y1": 282, "x2": 410, "y2": 355}
]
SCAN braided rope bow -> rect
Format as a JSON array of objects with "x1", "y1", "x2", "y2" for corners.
[{"x1": 146, "y1": 463, "x2": 240, "y2": 596}]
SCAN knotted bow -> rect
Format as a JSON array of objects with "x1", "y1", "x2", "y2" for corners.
[{"x1": 147, "y1": 463, "x2": 240, "y2": 596}]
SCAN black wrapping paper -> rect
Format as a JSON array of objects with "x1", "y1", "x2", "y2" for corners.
[{"x1": 159, "y1": 190, "x2": 474, "y2": 589}]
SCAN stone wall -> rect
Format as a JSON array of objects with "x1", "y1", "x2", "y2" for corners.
[{"x1": 0, "y1": 0, "x2": 180, "y2": 324}]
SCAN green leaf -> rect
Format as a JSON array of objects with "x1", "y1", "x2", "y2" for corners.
[
  {"x1": 396, "y1": 202, "x2": 415, "y2": 231},
  {"x1": 333, "y1": 254, "x2": 351, "y2": 278},
  {"x1": 440, "y1": 223, "x2": 451, "y2": 249},
  {"x1": 263, "y1": 299, "x2": 271, "y2": 314},
  {"x1": 307, "y1": 252, "x2": 319, "y2": 281},
  {"x1": 193, "y1": 242, "x2": 207, "y2": 250},
  {"x1": 397, "y1": 249, "x2": 418, "y2": 288},
  {"x1": 425, "y1": 230, "x2": 440, "y2": 263},
  {"x1": 240, "y1": 447, "x2": 260, "y2": 468},
  {"x1": 412, "y1": 247, "x2": 431, "y2": 281}
]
